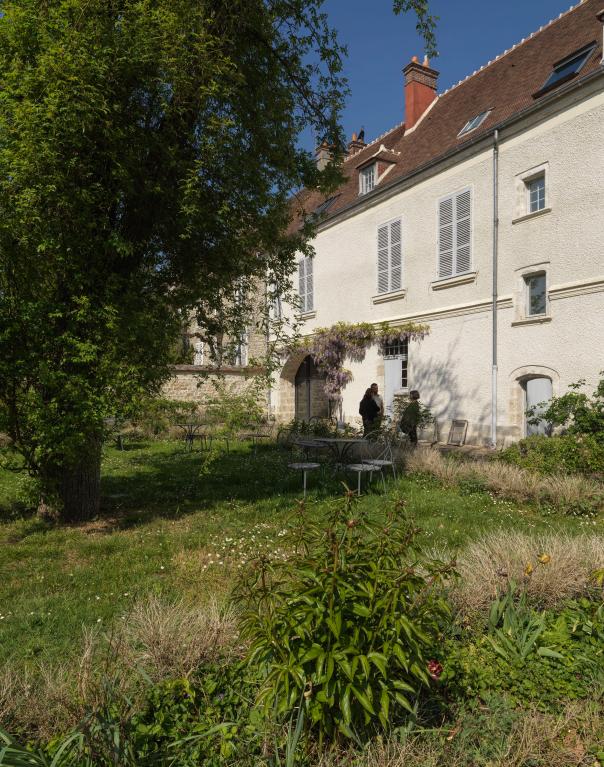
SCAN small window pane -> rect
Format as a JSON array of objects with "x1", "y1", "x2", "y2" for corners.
[
  {"x1": 527, "y1": 176, "x2": 545, "y2": 213},
  {"x1": 526, "y1": 273, "x2": 546, "y2": 316},
  {"x1": 401, "y1": 358, "x2": 408, "y2": 389},
  {"x1": 458, "y1": 110, "x2": 490, "y2": 137},
  {"x1": 360, "y1": 165, "x2": 375, "y2": 195}
]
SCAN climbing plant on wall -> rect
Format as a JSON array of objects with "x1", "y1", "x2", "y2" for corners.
[{"x1": 295, "y1": 321, "x2": 430, "y2": 402}]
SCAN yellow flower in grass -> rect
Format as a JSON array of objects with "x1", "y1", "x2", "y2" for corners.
[
  {"x1": 538, "y1": 553, "x2": 551, "y2": 564},
  {"x1": 524, "y1": 562, "x2": 534, "y2": 576}
]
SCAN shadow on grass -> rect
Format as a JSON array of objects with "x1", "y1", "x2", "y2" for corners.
[{"x1": 98, "y1": 441, "x2": 350, "y2": 531}]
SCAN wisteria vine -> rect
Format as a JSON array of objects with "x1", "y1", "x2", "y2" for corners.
[{"x1": 295, "y1": 321, "x2": 430, "y2": 400}]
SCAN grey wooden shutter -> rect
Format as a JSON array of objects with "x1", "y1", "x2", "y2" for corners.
[
  {"x1": 438, "y1": 196, "x2": 454, "y2": 278},
  {"x1": 377, "y1": 224, "x2": 389, "y2": 293},
  {"x1": 298, "y1": 258, "x2": 306, "y2": 311},
  {"x1": 390, "y1": 219, "x2": 402, "y2": 291},
  {"x1": 305, "y1": 257, "x2": 313, "y2": 311},
  {"x1": 455, "y1": 189, "x2": 472, "y2": 273}
]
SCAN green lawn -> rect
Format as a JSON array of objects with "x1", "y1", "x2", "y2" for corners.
[{"x1": 0, "y1": 440, "x2": 601, "y2": 669}]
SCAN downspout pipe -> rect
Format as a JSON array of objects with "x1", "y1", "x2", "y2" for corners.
[{"x1": 491, "y1": 129, "x2": 499, "y2": 449}]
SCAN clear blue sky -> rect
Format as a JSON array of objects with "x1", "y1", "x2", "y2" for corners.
[{"x1": 302, "y1": 0, "x2": 576, "y2": 151}]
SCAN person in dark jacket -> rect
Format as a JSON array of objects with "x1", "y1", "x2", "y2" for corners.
[
  {"x1": 400, "y1": 389, "x2": 421, "y2": 444},
  {"x1": 359, "y1": 388, "x2": 380, "y2": 436}
]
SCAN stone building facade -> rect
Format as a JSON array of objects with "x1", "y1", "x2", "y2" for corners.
[
  {"x1": 162, "y1": 316, "x2": 268, "y2": 410},
  {"x1": 271, "y1": 1, "x2": 604, "y2": 445}
]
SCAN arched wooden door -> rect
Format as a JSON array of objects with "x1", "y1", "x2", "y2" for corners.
[{"x1": 294, "y1": 356, "x2": 329, "y2": 422}]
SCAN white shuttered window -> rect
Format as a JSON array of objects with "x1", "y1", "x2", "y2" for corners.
[
  {"x1": 438, "y1": 188, "x2": 472, "y2": 278},
  {"x1": 377, "y1": 218, "x2": 403, "y2": 294},
  {"x1": 298, "y1": 256, "x2": 314, "y2": 313}
]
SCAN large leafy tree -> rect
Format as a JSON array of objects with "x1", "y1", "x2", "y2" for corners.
[{"x1": 0, "y1": 0, "x2": 433, "y2": 521}]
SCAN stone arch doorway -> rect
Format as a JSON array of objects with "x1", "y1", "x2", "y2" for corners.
[
  {"x1": 278, "y1": 353, "x2": 329, "y2": 423},
  {"x1": 508, "y1": 365, "x2": 559, "y2": 439}
]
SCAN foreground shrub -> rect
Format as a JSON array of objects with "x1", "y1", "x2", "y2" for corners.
[
  {"x1": 235, "y1": 495, "x2": 456, "y2": 743},
  {"x1": 443, "y1": 595, "x2": 604, "y2": 712}
]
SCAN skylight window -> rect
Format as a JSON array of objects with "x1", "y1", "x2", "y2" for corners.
[
  {"x1": 537, "y1": 42, "x2": 596, "y2": 95},
  {"x1": 313, "y1": 195, "x2": 339, "y2": 217},
  {"x1": 458, "y1": 110, "x2": 490, "y2": 137}
]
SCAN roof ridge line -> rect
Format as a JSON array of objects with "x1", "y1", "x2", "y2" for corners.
[
  {"x1": 343, "y1": 121, "x2": 404, "y2": 163},
  {"x1": 440, "y1": 1, "x2": 585, "y2": 97}
]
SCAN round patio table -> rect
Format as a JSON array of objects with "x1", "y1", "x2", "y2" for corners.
[
  {"x1": 292, "y1": 438, "x2": 328, "y2": 460},
  {"x1": 314, "y1": 437, "x2": 365, "y2": 465}
]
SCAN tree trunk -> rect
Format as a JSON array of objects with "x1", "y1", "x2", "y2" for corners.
[{"x1": 56, "y1": 437, "x2": 102, "y2": 522}]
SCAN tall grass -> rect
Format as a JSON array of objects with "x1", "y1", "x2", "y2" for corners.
[
  {"x1": 426, "y1": 530, "x2": 604, "y2": 612},
  {"x1": 406, "y1": 447, "x2": 603, "y2": 511},
  {"x1": 0, "y1": 596, "x2": 237, "y2": 740},
  {"x1": 313, "y1": 700, "x2": 603, "y2": 766}
]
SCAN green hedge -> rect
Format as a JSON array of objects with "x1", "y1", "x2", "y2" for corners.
[{"x1": 499, "y1": 433, "x2": 604, "y2": 477}]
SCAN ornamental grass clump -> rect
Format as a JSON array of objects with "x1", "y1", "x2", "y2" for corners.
[{"x1": 234, "y1": 494, "x2": 456, "y2": 744}]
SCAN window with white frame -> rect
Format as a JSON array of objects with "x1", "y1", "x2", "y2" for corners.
[
  {"x1": 383, "y1": 338, "x2": 408, "y2": 389},
  {"x1": 377, "y1": 218, "x2": 402, "y2": 294},
  {"x1": 525, "y1": 272, "x2": 547, "y2": 316},
  {"x1": 438, "y1": 188, "x2": 472, "y2": 278},
  {"x1": 359, "y1": 164, "x2": 376, "y2": 195},
  {"x1": 526, "y1": 174, "x2": 545, "y2": 213},
  {"x1": 298, "y1": 256, "x2": 313, "y2": 313}
]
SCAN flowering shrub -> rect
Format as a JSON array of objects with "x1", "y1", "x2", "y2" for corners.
[{"x1": 235, "y1": 494, "x2": 455, "y2": 743}]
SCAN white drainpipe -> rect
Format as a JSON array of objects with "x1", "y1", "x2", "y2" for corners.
[{"x1": 491, "y1": 129, "x2": 499, "y2": 449}]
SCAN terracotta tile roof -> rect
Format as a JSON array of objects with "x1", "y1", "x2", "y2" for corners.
[{"x1": 291, "y1": 0, "x2": 603, "y2": 230}]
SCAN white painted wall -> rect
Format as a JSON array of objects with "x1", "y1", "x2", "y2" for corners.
[{"x1": 274, "y1": 84, "x2": 604, "y2": 445}]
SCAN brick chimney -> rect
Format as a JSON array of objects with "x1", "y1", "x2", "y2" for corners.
[
  {"x1": 347, "y1": 130, "x2": 367, "y2": 156},
  {"x1": 403, "y1": 55, "x2": 438, "y2": 130}
]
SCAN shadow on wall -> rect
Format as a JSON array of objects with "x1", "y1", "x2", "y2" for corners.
[{"x1": 411, "y1": 335, "x2": 492, "y2": 445}]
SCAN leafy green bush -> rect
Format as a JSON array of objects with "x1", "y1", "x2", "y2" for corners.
[
  {"x1": 528, "y1": 374, "x2": 604, "y2": 439},
  {"x1": 499, "y1": 433, "x2": 604, "y2": 477},
  {"x1": 0, "y1": 667, "x2": 257, "y2": 767},
  {"x1": 285, "y1": 418, "x2": 337, "y2": 437},
  {"x1": 443, "y1": 594, "x2": 604, "y2": 711},
  {"x1": 392, "y1": 395, "x2": 434, "y2": 431},
  {"x1": 235, "y1": 495, "x2": 455, "y2": 743},
  {"x1": 130, "y1": 397, "x2": 199, "y2": 439},
  {"x1": 131, "y1": 667, "x2": 264, "y2": 766},
  {"x1": 205, "y1": 381, "x2": 266, "y2": 436}
]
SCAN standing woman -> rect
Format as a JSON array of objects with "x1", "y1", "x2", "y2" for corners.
[{"x1": 359, "y1": 388, "x2": 380, "y2": 436}]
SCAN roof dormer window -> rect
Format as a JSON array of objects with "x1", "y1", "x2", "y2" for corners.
[
  {"x1": 536, "y1": 42, "x2": 596, "y2": 96},
  {"x1": 359, "y1": 164, "x2": 376, "y2": 195},
  {"x1": 458, "y1": 110, "x2": 490, "y2": 137}
]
